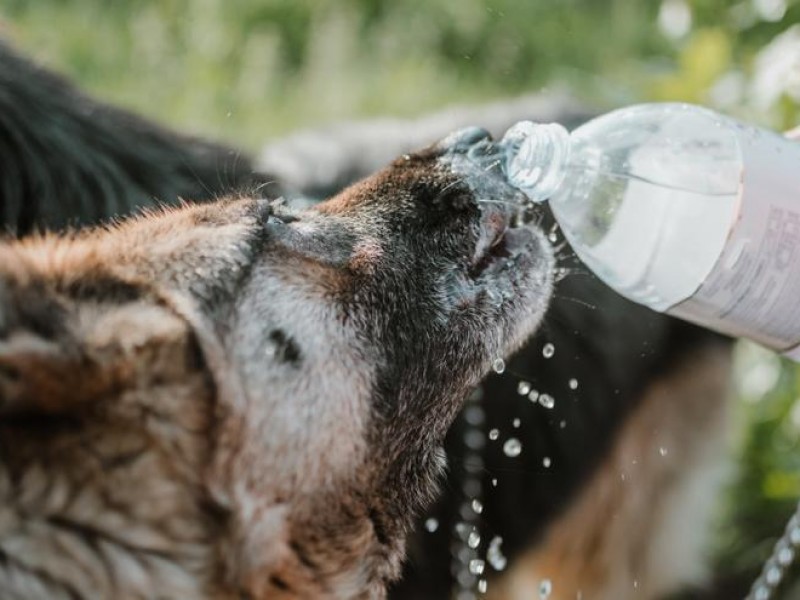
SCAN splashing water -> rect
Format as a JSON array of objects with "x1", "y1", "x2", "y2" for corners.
[
  {"x1": 487, "y1": 536, "x2": 508, "y2": 571},
  {"x1": 478, "y1": 579, "x2": 488, "y2": 594},
  {"x1": 542, "y1": 343, "x2": 555, "y2": 358},
  {"x1": 539, "y1": 394, "x2": 555, "y2": 409},
  {"x1": 503, "y1": 438, "x2": 522, "y2": 457},
  {"x1": 469, "y1": 559, "x2": 486, "y2": 576},
  {"x1": 468, "y1": 530, "x2": 481, "y2": 549},
  {"x1": 454, "y1": 386, "x2": 485, "y2": 599},
  {"x1": 492, "y1": 358, "x2": 506, "y2": 374}
]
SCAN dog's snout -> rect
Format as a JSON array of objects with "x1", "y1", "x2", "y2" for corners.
[{"x1": 439, "y1": 126, "x2": 492, "y2": 153}]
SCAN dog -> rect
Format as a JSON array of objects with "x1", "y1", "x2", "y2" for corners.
[
  {"x1": 0, "y1": 124, "x2": 556, "y2": 599},
  {"x1": 0, "y1": 40, "x2": 735, "y2": 599},
  {"x1": 0, "y1": 39, "x2": 273, "y2": 237}
]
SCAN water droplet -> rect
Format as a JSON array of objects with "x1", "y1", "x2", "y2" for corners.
[
  {"x1": 462, "y1": 479, "x2": 481, "y2": 497},
  {"x1": 457, "y1": 549, "x2": 473, "y2": 566},
  {"x1": 539, "y1": 578, "x2": 552, "y2": 599},
  {"x1": 465, "y1": 430, "x2": 485, "y2": 450},
  {"x1": 569, "y1": 378, "x2": 579, "y2": 390},
  {"x1": 478, "y1": 579, "x2": 488, "y2": 594},
  {"x1": 503, "y1": 438, "x2": 522, "y2": 457},
  {"x1": 455, "y1": 522, "x2": 470, "y2": 538},
  {"x1": 542, "y1": 343, "x2": 555, "y2": 358},
  {"x1": 468, "y1": 530, "x2": 481, "y2": 549},
  {"x1": 469, "y1": 386, "x2": 484, "y2": 402},
  {"x1": 543, "y1": 456, "x2": 552, "y2": 468},
  {"x1": 548, "y1": 231, "x2": 558, "y2": 243},
  {"x1": 539, "y1": 394, "x2": 555, "y2": 409},
  {"x1": 755, "y1": 586, "x2": 770, "y2": 600},
  {"x1": 790, "y1": 526, "x2": 800, "y2": 545},
  {"x1": 425, "y1": 518, "x2": 439, "y2": 532},
  {"x1": 492, "y1": 358, "x2": 506, "y2": 374},
  {"x1": 766, "y1": 566, "x2": 782, "y2": 585},
  {"x1": 559, "y1": 420, "x2": 567, "y2": 429},
  {"x1": 517, "y1": 380, "x2": 532, "y2": 395},
  {"x1": 512, "y1": 418, "x2": 521, "y2": 428},
  {"x1": 778, "y1": 545, "x2": 795, "y2": 566},
  {"x1": 528, "y1": 389, "x2": 540, "y2": 403},
  {"x1": 489, "y1": 428, "x2": 499, "y2": 441},
  {"x1": 491, "y1": 478, "x2": 498, "y2": 487},
  {"x1": 469, "y1": 559, "x2": 486, "y2": 575},
  {"x1": 487, "y1": 536, "x2": 507, "y2": 571},
  {"x1": 456, "y1": 580, "x2": 477, "y2": 598},
  {"x1": 659, "y1": 447, "x2": 668, "y2": 457},
  {"x1": 465, "y1": 405, "x2": 485, "y2": 426},
  {"x1": 471, "y1": 499, "x2": 484, "y2": 514}
]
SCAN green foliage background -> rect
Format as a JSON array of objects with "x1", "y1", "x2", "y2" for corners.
[{"x1": 3, "y1": 0, "x2": 800, "y2": 596}]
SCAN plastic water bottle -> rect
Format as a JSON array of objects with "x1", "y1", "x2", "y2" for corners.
[{"x1": 501, "y1": 103, "x2": 800, "y2": 359}]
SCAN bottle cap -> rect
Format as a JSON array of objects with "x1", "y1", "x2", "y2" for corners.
[{"x1": 502, "y1": 121, "x2": 571, "y2": 203}]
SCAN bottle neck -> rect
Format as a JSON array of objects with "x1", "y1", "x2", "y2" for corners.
[{"x1": 501, "y1": 121, "x2": 571, "y2": 203}]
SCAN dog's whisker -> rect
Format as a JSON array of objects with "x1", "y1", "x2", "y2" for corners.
[
  {"x1": 552, "y1": 292, "x2": 597, "y2": 310},
  {"x1": 432, "y1": 177, "x2": 468, "y2": 204}
]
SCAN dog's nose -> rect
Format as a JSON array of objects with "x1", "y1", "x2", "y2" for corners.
[{"x1": 439, "y1": 126, "x2": 492, "y2": 153}]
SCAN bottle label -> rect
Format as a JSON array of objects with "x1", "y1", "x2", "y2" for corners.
[{"x1": 668, "y1": 126, "x2": 800, "y2": 353}]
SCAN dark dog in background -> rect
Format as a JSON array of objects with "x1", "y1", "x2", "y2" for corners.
[
  {"x1": 0, "y1": 40, "x2": 734, "y2": 599},
  {"x1": 0, "y1": 39, "x2": 273, "y2": 236},
  {"x1": 0, "y1": 125, "x2": 555, "y2": 599}
]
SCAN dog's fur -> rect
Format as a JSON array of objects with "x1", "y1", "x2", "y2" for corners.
[
  {"x1": 0, "y1": 40, "x2": 735, "y2": 599},
  {"x1": 0, "y1": 123, "x2": 555, "y2": 598},
  {"x1": 0, "y1": 40, "x2": 275, "y2": 237}
]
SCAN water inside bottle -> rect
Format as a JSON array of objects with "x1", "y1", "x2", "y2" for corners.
[
  {"x1": 556, "y1": 164, "x2": 739, "y2": 309},
  {"x1": 504, "y1": 105, "x2": 743, "y2": 312}
]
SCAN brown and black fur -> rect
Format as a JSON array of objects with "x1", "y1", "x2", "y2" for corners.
[
  {"x1": 0, "y1": 40, "x2": 735, "y2": 599},
  {"x1": 0, "y1": 125, "x2": 554, "y2": 598},
  {"x1": 0, "y1": 39, "x2": 275, "y2": 237}
]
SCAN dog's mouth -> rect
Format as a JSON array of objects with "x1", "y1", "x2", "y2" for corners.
[
  {"x1": 438, "y1": 127, "x2": 544, "y2": 285},
  {"x1": 432, "y1": 126, "x2": 553, "y2": 326},
  {"x1": 468, "y1": 215, "x2": 536, "y2": 280}
]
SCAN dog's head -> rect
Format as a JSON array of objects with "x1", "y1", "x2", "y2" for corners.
[{"x1": 0, "y1": 128, "x2": 552, "y2": 597}]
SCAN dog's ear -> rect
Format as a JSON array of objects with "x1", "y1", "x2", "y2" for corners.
[{"x1": 0, "y1": 279, "x2": 198, "y2": 416}]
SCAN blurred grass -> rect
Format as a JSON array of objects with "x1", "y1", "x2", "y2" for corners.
[{"x1": 3, "y1": 0, "x2": 800, "y2": 596}]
